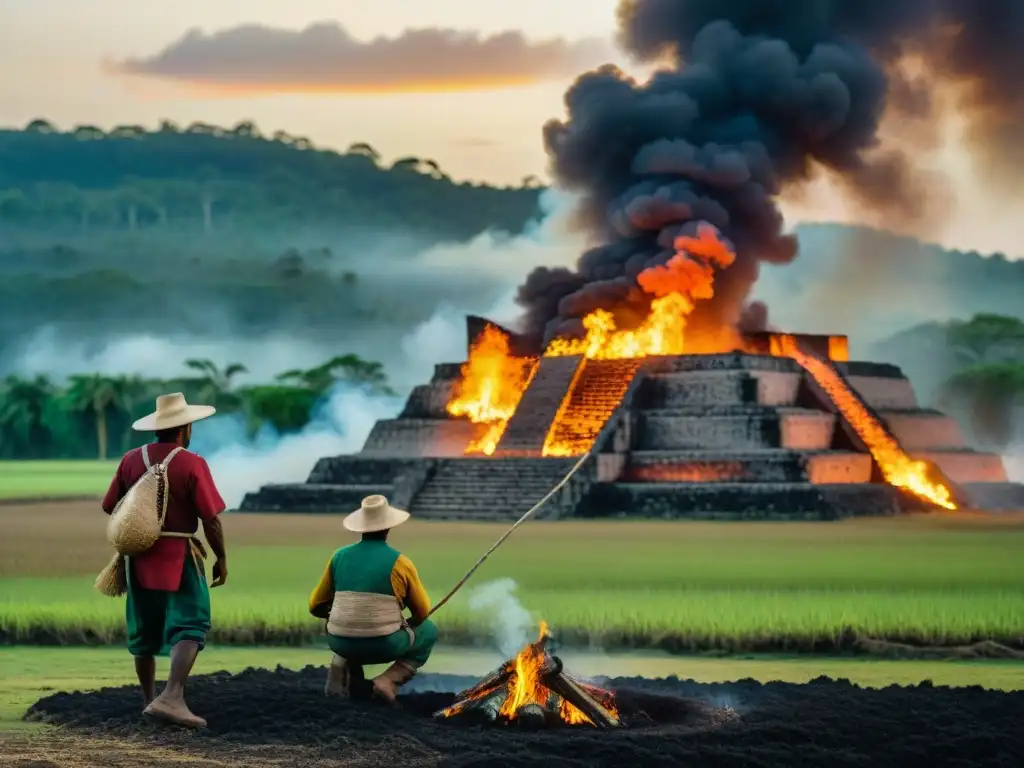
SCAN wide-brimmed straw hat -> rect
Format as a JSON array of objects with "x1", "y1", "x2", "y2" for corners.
[
  {"x1": 132, "y1": 392, "x2": 216, "y2": 432},
  {"x1": 344, "y1": 495, "x2": 410, "y2": 533}
]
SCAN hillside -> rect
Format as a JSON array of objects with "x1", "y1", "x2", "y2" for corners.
[{"x1": 0, "y1": 119, "x2": 542, "y2": 241}]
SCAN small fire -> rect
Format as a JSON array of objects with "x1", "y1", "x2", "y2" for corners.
[
  {"x1": 440, "y1": 621, "x2": 617, "y2": 726},
  {"x1": 544, "y1": 223, "x2": 738, "y2": 359},
  {"x1": 779, "y1": 337, "x2": 957, "y2": 510},
  {"x1": 446, "y1": 325, "x2": 536, "y2": 455}
]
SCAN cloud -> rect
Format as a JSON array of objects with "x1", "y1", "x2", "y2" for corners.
[{"x1": 112, "y1": 22, "x2": 614, "y2": 94}]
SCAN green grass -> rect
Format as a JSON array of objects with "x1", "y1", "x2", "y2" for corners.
[
  {"x1": 5, "y1": 645, "x2": 1024, "y2": 732},
  {"x1": 2, "y1": 512, "x2": 1023, "y2": 652},
  {"x1": 0, "y1": 460, "x2": 115, "y2": 499}
]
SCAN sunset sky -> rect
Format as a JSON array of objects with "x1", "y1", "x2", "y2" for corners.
[{"x1": 1, "y1": 0, "x2": 1020, "y2": 256}]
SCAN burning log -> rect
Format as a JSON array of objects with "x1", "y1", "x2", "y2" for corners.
[
  {"x1": 435, "y1": 622, "x2": 620, "y2": 728},
  {"x1": 542, "y1": 659, "x2": 620, "y2": 729}
]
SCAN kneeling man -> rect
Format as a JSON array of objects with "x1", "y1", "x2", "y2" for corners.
[{"x1": 308, "y1": 495, "x2": 437, "y2": 704}]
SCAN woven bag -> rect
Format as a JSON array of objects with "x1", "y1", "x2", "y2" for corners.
[{"x1": 106, "y1": 445, "x2": 183, "y2": 556}]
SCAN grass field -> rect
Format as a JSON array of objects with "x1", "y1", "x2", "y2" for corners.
[
  {"x1": 2, "y1": 501, "x2": 1023, "y2": 652},
  {"x1": 0, "y1": 460, "x2": 114, "y2": 500}
]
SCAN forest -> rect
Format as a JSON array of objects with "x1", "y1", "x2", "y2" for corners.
[
  {"x1": 1, "y1": 314, "x2": 1021, "y2": 461},
  {"x1": 0, "y1": 118, "x2": 546, "y2": 359},
  {"x1": 0, "y1": 118, "x2": 542, "y2": 239},
  {"x1": 0, "y1": 354, "x2": 394, "y2": 461}
]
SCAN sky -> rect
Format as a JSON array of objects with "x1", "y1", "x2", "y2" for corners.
[{"x1": 1, "y1": 0, "x2": 1022, "y2": 257}]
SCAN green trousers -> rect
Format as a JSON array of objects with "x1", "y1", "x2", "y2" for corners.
[
  {"x1": 328, "y1": 619, "x2": 438, "y2": 668},
  {"x1": 125, "y1": 553, "x2": 211, "y2": 658}
]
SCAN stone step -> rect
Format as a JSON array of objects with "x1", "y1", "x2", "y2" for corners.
[
  {"x1": 635, "y1": 407, "x2": 836, "y2": 451},
  {"x1": 638, "y1": 370, "x2": 802, "y2": 408},
  {"x1": 623, "y1": 450, "x2": 872, "y2": 484},
  {"x1": 361, "y1": 418, "x2": 477, "y2": 458},
  {"x1": 238, "y1": 483, "x2": 393, "y2": 513},
  {"x1": 877, "y1": 409, "x2": 967, "y2": 450},
  {"x1": 409, "y1": 457, "x2": 579, "y2": 519},
  {"x1": 910, "y1": 450, "x2": 1009, "y2": 484},
  {"x1": 582, "y1": 481, "x2": 902, "y2": 519},
  {"x1": 495, "y1": 356, "x2": 580, "y2": 456},
  {"x1": 543, "y1": 358, "x2": 643, "y2": 456}
]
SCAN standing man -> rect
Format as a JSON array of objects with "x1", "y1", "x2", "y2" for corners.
[
  {"x1": 102, "y1": 392, "x2": 228, "y2": 728},
  {"x1": 308, "y1": 495, "x2": 437, "y2": 705}
]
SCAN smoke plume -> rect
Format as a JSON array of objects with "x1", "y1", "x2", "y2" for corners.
[
  {"x1": 517, "y1": 0, "x2": 1024, "y2": 345},
  {"x1": 466, "y1": 579, "x2": 535, "y2": 658}
]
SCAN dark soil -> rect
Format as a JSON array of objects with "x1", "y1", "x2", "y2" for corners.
[{"x1": 26, "y1": 666, "x2": 1024, "y2": 767}]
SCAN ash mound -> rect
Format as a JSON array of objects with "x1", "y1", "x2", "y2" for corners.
[{"x1": 26, "y1": 666, "x2": 1024, "y2": 767}]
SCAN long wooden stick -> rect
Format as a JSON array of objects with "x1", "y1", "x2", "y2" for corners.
[{"x1": 425, "y1": 452, "x2": 591, "y2": 620}]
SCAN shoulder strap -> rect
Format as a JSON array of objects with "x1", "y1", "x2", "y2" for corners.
[
  {"x1": 141, "y1": 445, "x2": 151, "y2": 470},
  {"x1": 161, "y1": 446, "x2": 185, "y2": 470}
]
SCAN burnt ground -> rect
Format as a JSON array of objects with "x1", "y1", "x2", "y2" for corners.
[{"x1": 23, "y1": 666, "x2": 1024, "y2": 767}]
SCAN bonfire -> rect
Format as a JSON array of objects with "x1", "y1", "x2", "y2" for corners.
[{"x1": 436, "y1": 622, "x2": 620, "y2": 728}]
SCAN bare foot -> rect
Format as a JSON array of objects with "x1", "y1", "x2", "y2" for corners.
[{"x1": 143, "y1": 696, "x2": 207, "y2": 728}]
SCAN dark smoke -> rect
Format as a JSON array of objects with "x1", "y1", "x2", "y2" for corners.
[{"x1": 517, "y1": 0, "x2": 1024, "y2": 344}]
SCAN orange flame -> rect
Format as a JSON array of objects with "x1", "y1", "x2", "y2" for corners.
[
  {"x1": 439, "y1": 622, "x2": 618, "y2": 726},
  {"x1": 778, "y1": 336, "x2": 957, "y2": 510},
  {"x1": 446, "y1": 325, "x2": 536, "y2": 455},
  {"x1": 544, "y1": 223, "x2": 737, "y2": 359},
  {"x1": 498, "y1": 621, "x2": 616, "y2": 726}
]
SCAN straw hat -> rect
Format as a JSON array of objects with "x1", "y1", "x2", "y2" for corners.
[
  {"x1": 132, "y1": 392, "x2": 216, "y2": 432},
  {"x1": 344, "y1": 495, "x2": 410, "y2": 533}
]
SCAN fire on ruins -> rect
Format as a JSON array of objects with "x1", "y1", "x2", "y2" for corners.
[{"x1": 241, "y1": 222, "x2": 1024, "y2": 522}]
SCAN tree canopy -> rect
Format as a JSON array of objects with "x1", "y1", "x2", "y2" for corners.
[
  {"x1": 0, "y1": 118, "x2": 542, "y2": 239},
  {"x1": 0, "y1": 354, "x2": 393, "y2": 461}
]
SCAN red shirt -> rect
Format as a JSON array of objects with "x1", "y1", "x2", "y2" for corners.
[{"x1": 102, "y1": 443, "x2": 225, "y2": 592}]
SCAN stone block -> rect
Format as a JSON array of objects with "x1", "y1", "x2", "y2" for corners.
[
  {"x1": 880, "y1": 410, "x2": 966, "y2": 450},
  {"x1": 495, "y1": 356, "x2": 580, "y2": 456},
  {"x1": 911, "y1": 451, "x2": 1009, "y2": 483},
  {"x1": 803, "y1": 452, "x2": 873, "y2": 484},
  {"x1": 636, "y1": 407, "x2": 834, "y2": 451},
  {"x1": 779, "y1": 409, "x2": 837, "y2": 450},
  {"x1": 239, "y1": 483, "x2": 392, "y2": 513},
  {"x1": 844, "y1": 375, "x2": 918, "y2": 410},
  {"x1": 580, "y1": 481, "x2": 899, "y2": 519},
  {"x1": 361, "y1": 419, "x2": 477, "y2": 457}
]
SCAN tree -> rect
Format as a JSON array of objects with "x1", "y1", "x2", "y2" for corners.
[
  {"x1": 391, "y1": 156, "x2": 422, "y2": 173},
  {"x1": 0, "y1": 375, "x2": 56, "y2": 457},
  {"x1": 194, "y1": 166, "x2": 224, "y2": 234},
  {"x1": 347, "y1": 142, "x2": 380, "y2": 162},
  {"x1": 946, "y1": 314, "x2": 1024, "y2": 366},
  {"x1": 277, "y1": 354, "x2": 394, "y2": 395},
  {"x1": 64, "y1": 374, "x2": 124, "y2": 460},
  {"x1": 238, "y1": 384, "x2": 319, "y2": 433},
  {"x1": 183, "y1": 359, "x2": 248, "y2": 409},
  {"x1": 231, "y1": 120, "x2": 262, "y2": 139},
  {"x1": 25, "y1": 118, "x2": 56, "y2": 134},
  {"x1": 72, "y1": 124, "x2": 105, "y2": 140},
  {"x1": 109, "y1": 125, "x2": 147, "y2": 139},
  {"x1": 942, "y1": 363, "x2": 1024, "y2": 449}
]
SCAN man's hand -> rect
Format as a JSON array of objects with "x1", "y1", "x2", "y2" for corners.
[{"x1": 211, "y1": 558, "x2": 228, "y2": 588}]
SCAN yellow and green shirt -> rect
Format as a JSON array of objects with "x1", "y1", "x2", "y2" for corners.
[{"x1": 308, "y1": 539, "x2": 431, "y2": 628}]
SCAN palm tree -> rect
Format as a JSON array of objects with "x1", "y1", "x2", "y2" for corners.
[
  {"x1": 0, "y1": 374, "x2": 55, "y2": 458},
  {"x1": 118, "y1": 374, "x2": 152, "y2": 452},
  {"x1": 276, "y1": 354, "x2": 393, "y2": 395},
  {"x1": 183, "y1": 359, "x2": 248, "y2": 409},
  {"x1": 65, "y1": 374, "x2": 124, "y2": 460}
]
